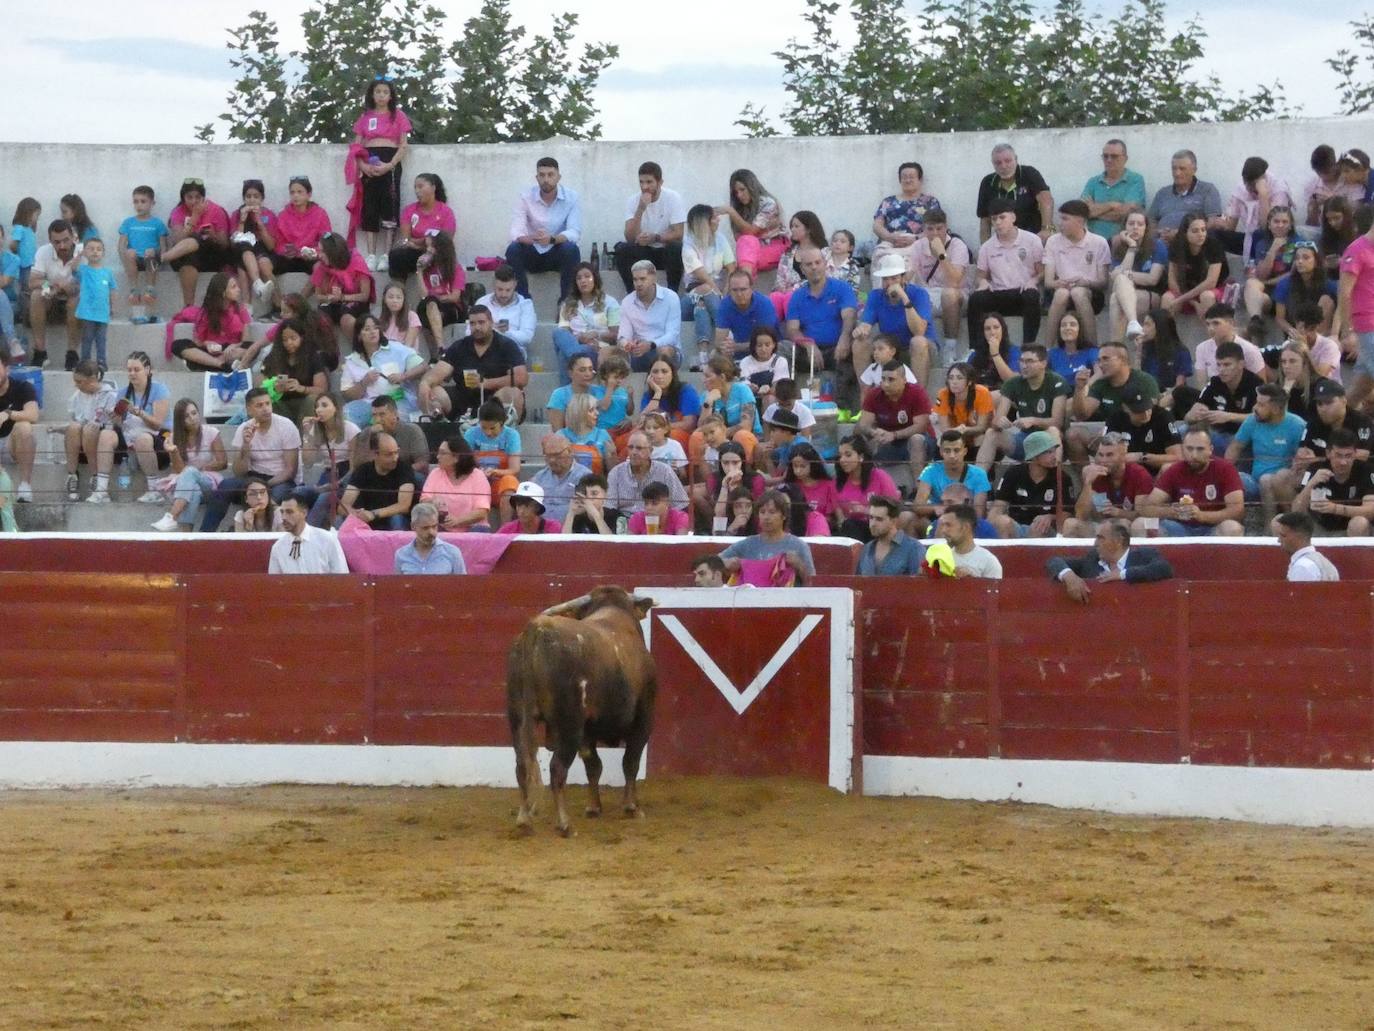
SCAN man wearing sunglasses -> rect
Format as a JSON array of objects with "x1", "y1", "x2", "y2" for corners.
[{"x1": 1081, "y1": 138, "x2": 1146, "y2": 240}]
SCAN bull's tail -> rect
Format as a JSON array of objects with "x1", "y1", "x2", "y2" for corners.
[{"x1": 507, "y1": 628, "x2": 546, "y2": 818}]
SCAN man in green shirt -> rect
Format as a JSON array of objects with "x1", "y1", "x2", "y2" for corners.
[
  {"x1": 1069, "y1": 341, "x2": 1160, "y2": 461},
  {"x1": 1081, "y1": 138, "x2": 1147, "y2": 239},
  {"x1": 976, "y1": 343, "x2": 1067, "y2": 469}
]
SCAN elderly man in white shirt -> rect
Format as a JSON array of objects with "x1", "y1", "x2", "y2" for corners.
[
  {"x1": 614, "y1": 160, "x2": 687, "y2": 293},
  {"x1": 269, "y1": 493, "x2": 350, "y2": 574},
  {"x1": 618, "y1": 259, "x2": 682, "y2": 371},
  {"x1": 478, "y1": 266, "x2": 537, "y2": 359},
  {"x1": 1274, "y1": 510, "x2": 1340, "y2": 581}
]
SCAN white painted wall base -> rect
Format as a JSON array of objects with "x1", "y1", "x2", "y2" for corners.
[
  {"x1": 0, "y1": 742, "x2": 637, "y2": 791},
  {"x1": 864, "y1": 755, "x2": 1374, "y2": 829}
]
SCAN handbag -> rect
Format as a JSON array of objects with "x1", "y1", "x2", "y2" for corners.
[{"x1": 202, "y1": 368, "x2": 251, "y2": 422}]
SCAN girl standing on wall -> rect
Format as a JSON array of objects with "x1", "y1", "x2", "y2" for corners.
[{"x1": 351, "y1": 76, "x2": 411, "y2": 273}]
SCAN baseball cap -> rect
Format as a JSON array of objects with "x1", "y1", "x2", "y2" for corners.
[
  {"x1": 1022, "y1": 430, "x2": 1058, "y2": 460},
  {"x1": 1312, "y1": 378, "x2": 1346, "y2": 403},
  {"x1": 766, "y1": 408, "x2": 801, "y2": 432},
  {"x1": 1122, "y1": 389, "x2": 1153, "y2": 413},
  {"x1": 870, "y1": 253, "x2": 907, "y2": 282}
]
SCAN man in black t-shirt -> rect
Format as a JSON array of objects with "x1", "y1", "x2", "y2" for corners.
[
  {"x1": 1105, "y1": 389, "x2": 1182, "y2": 472},
  {"x1": 338, "y1": 432, "x2": 416, "y2": 530},
  {"x1": 989, "y1": 430, "x2": 1075, "y2": 538},
  {"x1": 976, "y1": 144, "x2": 1053, "y2": 240},
  {"x1": 1294, "y1": 429, "x2": 1374, "y2": 535},
  {"x1": 1299, "y1": 379, "x2": 1374, "y2": 460},
  {"x1": 0, "y1": 352, "x2": 39, "y2": 501},
  {"x1": 1186, "y1": 340, "x2": 1261, "y2": 451},
  {"x1": 418, "y1": 305, "x2": 528, "y2": 422}
]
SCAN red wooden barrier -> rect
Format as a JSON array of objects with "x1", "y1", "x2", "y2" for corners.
[{"x1": 0, "y1": 573, "x2": 1369, "y2": 773}]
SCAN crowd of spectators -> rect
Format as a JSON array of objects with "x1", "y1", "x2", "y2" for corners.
[{"x1": 4, "y1": 98, "x2": 1374, "y2": 561}]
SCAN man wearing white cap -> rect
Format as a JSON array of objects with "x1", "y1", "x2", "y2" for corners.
[
  {"x1": 854, "y1": 252, "x2": 933, "y2": 385},
  {"x1": 498, "y1": 480, "x2": 563, "y2": 534}
]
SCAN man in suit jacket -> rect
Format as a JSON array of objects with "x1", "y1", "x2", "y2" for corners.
[{"x1": 1046, "y1": 519, "x2": 1173, "y2": 603}]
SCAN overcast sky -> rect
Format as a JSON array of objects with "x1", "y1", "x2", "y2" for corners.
[{"x1": 2, "y1": 0, "x2": 1363, "y2": 143}]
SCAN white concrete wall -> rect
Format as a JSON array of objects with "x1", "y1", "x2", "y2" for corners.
[{"x1": 2, "y1": 117, "x2": 1372, "y2": 264}]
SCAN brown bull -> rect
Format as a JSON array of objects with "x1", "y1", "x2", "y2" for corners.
[{"x1": 506, "y1": 586, "x2": 657, "y2": 836}]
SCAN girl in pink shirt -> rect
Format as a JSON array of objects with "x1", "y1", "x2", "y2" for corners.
[
  {"x1": 832, "y1": 435, "x2": 899, "y2": 541},
  {"x1": 379, "y1": 281, "x2": 421, "y2": 349},
  {"x1": 352, "y1": 77, "x2": 412, "y2": 271},
  {"x1": 271, "y1": 176, "x2": 332, "y2": 272},
  {"x1": 163, "y1": 179, "x2": 233, "y2": 307},
  {"x1": 388, "y1": 173, "x2": 457, "y2": 280},
  {"x1": 783, "y1": 442, "x2": 838, "y2": 535},
  {"x1": 230, "y1": 179, "x2": 278, "y2": 309},
  {"x1": 416, "y1": 231, "x2": 466, "y2": 360},
  {"x1": 308, "y1": 233, "x2": 375, "y2": 343},
  {"x1": 171, "y1": 273, "x2": 257, "y2": 371}
]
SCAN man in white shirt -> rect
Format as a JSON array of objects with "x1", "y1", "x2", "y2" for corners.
[
  {"x1": 505, "y1": 156, "x2": 582, "y2": 303},
  {"x1": 1275, "y1": 510, "x2": 1340, "y2": 581},
  {"x1": 1192, "y1": 302, "x2": 1265, "y2": 382},
  {"x1": 269, "y1": 492, "x2": 349, "y2": 574},
  {"x1": 614, "y1": 161, "x2": 687, "y2": 293},
  {"x1": 199, "y1": 387, "x2": 301, "y2": 531},
  {"x1": 936, "y1": 503, "x2": 1002, "y2": 578},
  {"x1": 618, "y1": 260, "x2": 682, "y2": 371},
  {"x1": 477, "y1": 267, "x2": 537, "y2": 358},
  {"x1": 27, "y1": 219, "x2": 80, "y2": 368}
]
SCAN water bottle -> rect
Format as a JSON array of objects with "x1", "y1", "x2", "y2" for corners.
[{"x1": 116, "y1": 458, "x2": 132, "y2": 492}]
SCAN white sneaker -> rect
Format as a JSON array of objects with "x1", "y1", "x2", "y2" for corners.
[
  {"x1": 65, "y1": 473, "x2": 79, "y2": 501},
  {"x1": 16, "y1": 481, "x2": 32, "y2": 502},
  {"x1": 1125, "y1": 320, "x2": 1143, "y2": 341},
  {"x1": 151, "y1": 513, "x2": 179, "y2": 532},
  {"x1": 365, "y1": 253, "x2": 379, "y2": 271},
  {"x1": 376, "y1": 254, "x2": 389, "y2": 273},
  {"x1": 252, "y1": 279, "x2": 273, "y2": 299},
  {"x1": 136, "y1": 490, "x2": 163, "y2": 504},
  {"x1": 86, "y1": 491, "x2": 110, "y2": 504}
]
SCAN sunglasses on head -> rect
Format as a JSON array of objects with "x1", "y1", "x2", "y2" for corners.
[
  {"x1": 289, "y1": 176, "x2": 310, "y2": 185},
  {"x1": 182, "y1": 178, "x2": 204, "y2": 188},
  {"x1": 373, "y1": 74, "x2": 394, "y2": 82}
]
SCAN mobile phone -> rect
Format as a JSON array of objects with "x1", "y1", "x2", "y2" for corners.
[{"x1": 113, "y1": 399, "x2": 130, "y2": 418}]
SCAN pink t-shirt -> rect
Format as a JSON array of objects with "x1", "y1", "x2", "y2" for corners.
[
  {"x1": 497, "y1": 517, "x2": 563, "y2": 535},
  {"x1": 274, "y1": 204, "x2": 332, "y2": 256},
  {"x1": 420, "y1": 264, "x2": 466, "y2": 297},
  {"x1": 311, "y1": 250, "x2": 375, "y2": 301},
  {"x1": 626, "y1": 509, "x2": 691, "y2": 535},
  {"x1": 794, "y1": 478, "x2": 840, "y2": 519},
  {"x1": 353, "y1": 107, "x2": 413, "y2": 141},
  {"x1": 421, "y1": 467, "x2": 491, "y2": 522},
  {"x1": 194, "y1": 303, "x2": 252, "y2": 345},
  {"x1": 383, "y1": 310, "x2": 422, "y2": 342},
  {"x1": 833, "y1": 467, "x2": 900, "y2": 521},
  {"x1": 977, "y1": 229, "x2": 1043, "y2": 291},
  {"x1": 1339, "y1": 236, "x2": 1374, "y2": 334},
  {"x1": 232, "y1": 206, "x2": 277, "y2": 236},
  {"x1": 1043, "y1": 230, "x2": 1111, "y2": 285},
  {"x1": 170, "y1": 201, "x2": 231, "y2": 238},
  {"x1": 401, "y1": 201, "x2": 457, "y2": 240}
]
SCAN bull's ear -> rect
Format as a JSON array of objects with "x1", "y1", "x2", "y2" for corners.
[{"x1": 631, "y1": 595, "x2": 654, "y2": 620}]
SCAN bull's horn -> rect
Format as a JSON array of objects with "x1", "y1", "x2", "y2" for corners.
[
  {"x1": 630, "y1": 594, "x2": 654, "y2": 607},
  {"x1": 541, "y1": 594, "x2": 592, "y2": 618}
]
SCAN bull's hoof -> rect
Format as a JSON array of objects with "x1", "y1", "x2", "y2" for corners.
[
  {"x1": 514, "y1": 822, "x2": 535, "y2": 837},
  {"x1": 584, "y1": 806, "x2": 602, "y2": 818},
  {"x1": 623, "y1": 804, "x2": 645, "y2": 820},
  {"x1": 556, "y1": 823, "x2": 575, "y2": 838}
]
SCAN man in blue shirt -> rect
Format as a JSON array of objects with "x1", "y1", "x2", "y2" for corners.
[
  {"x1": 785, "y1": 246, "x2": 857, "y2": 384},
  {"x1": 505, "y1": 156, "x2": 583, "y2": 303},
  {"x1": 1225, "y1": 383, "x2": 1307, "y2": 522},
  {"x1": 394, "y1": 502, "x2": 467, "y2": 574},
  {"x1": 1081, "y1": 138, "x2": 1147, "y2": 239},
  {"x1": 855, "y1": 252, "x2": 933, "y2": 385},
  {"x1": 715, "y1": 268, "x2": 778, "y2": 356},
  {"x1": 857, "y1": 496, "x2": 924, "y2": 575}
]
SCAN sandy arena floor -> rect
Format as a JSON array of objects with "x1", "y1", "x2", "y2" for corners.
[{"x1": 0, "y1": 777, "x2": 1370, "y2": 1030}]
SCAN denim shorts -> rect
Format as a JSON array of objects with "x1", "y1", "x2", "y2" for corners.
[
  {"x1": 1160, "y1": 519, "x2": 1214, "y2": 537},
  {"x1": 1355, "y1": 331, "x2": 1374, "y2": 380}
]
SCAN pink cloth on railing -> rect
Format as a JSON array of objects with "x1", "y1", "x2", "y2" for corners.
[
  {"x1": 336, "y1": 515, "x2": 513, "y2": 574},
  {"x1": 344, "y1": 143, "x2": 369, "y2": 249}
]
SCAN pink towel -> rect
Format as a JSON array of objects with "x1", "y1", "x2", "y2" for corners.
[
  {"x1": 336, "y1": 515, "x2": 514, "y2": 574},
  {"x1": 344, "y1": 143, "x2": 369, "y2": 249}
]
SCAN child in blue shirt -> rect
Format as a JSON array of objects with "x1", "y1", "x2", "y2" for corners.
[
  {"x1": 0, "y1": 226, "x2": 20, "y2": 356},
  {"x1": 75, "y1": 239, "x2": 117, "y2": 371},
  {"x1": 462, "y1": 398, "x2": 522, "y2": 521},
  {"x1": 11, "y1": 197, "x2": 40, "y2": 287},
  {"x1": 117, "y1": 186, "x2": 170, "y2": 322}
]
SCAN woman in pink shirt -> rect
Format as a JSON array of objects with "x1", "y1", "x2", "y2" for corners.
[
  {"x1": 416, "y1": 230, "x2": 467, "y2": 360},
  {"x1": 172, "y1": 273, "x2": 257, "y2": 371},
  {"x1": 230, "y1": 179, "x2": 278, "y2": 308},
  {"x1": 387, "y1": 173, "x2": 457, "y2": 281},
  {"x1": 783, "y1": 442, "x2": 837, "y2": 535},
  {"x1": 352, "y1": 77, "x2": 412, "y2": 271},
  {"x1": 307, "y1": 233, "x2": 375, "y2": 344},
  {"x1": 268, "y1": 176, "x2": 333, "y2": 310},
  {"x1": 420, "y1": 433, "x2": 492, "y2": 531},
  {"x1": 832, "y1": 434, "x2": 900, "y2": 541},
  {"x1": 162, "y1": 179, "x2": 233, "y2": 307}
]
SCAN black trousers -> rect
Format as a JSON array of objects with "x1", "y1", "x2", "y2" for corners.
[
  {"x1": 968, "y1": 288, "x2": 1041, "y2": 352},
  {"x1": 614, "y1": 241, "x2": 683, "y2": 292}
]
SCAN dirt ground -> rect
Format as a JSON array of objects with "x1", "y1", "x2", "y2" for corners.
[{"x1": 0, "y1": 777, "x2": 1370, "y2": 1031}]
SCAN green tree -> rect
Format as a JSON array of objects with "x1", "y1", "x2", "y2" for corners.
[
  {"x1": 742, "y1": 0, "x2": 1290, "y2": 137},
  {"x1": 1328, "y1": 13, "x2": 1374, "y2": 115},
  {"x1": 198, "y1": 0, "x2": 617, "y2": 144}
]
